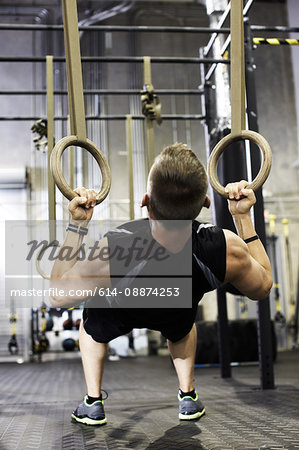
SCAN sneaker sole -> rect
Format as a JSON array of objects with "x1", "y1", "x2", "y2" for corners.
[
  {"x1": 179, "y1": 408, "x2": 205, "y2": 420},
  {"x1": 71, "y1": 414, "x2": 107, "y2": 426}
]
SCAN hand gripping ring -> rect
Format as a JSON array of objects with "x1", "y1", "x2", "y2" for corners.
[
  {"x1": 207, "y1": 130, "x2": 272, "y2": 198},
  {"x1": 50, "y1": 136, "x2": 111, "y2": 205}
]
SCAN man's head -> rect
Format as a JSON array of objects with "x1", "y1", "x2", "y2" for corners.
[{"x1": 143, "y1": 143, "x2": 209, "y2": 220}]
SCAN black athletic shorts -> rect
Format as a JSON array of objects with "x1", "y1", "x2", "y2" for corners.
[{"x1": 83, "y1": 306, "x2": 198, "y2": 343}]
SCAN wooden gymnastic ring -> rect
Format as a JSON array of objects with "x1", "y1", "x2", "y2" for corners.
[
  {"x1": 36, "y1": 241, "x2": 60, "y2": 280},
  {"x1": 208, "y1": 130, "x2": 272, "y2": 198},
  {"x1": 50, "y1": 136, "x2": 111, "y2": 205}
]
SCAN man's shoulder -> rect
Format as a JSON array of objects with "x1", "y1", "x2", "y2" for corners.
[
  {"x1": 192, "y1": 220, "x2": 224, "y2": 240},
  {"x1": 192, "y1": 221, "x2": 227, "y2": 284},
  {"x1": 192, "y1": 220, "x2": 226, "y2": 263}
]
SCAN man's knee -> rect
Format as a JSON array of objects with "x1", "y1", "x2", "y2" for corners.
[{"x1": 168, "y1": 324, "x2": 196, "y2": 345}]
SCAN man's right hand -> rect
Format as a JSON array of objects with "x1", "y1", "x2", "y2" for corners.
[
  {"x1": 225, "y1": 180, "x2": 256, "y2": 217},
  {"x1": 68, "y1": 187, "x2": 98, "y2": 223}
]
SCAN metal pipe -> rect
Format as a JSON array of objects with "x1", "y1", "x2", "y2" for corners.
[
  {"x1": 251, "y1": 25, "x2": 299, "y2": 33},
  {"x1": 0, "y1": 115, "x2": 205, "y2": 121},
  {"x1": 0, "y1": 56, "x2": 229, "y2": 64},
  {"x1": 0, "y1": 23, "x2": 298, "y2": 33},
  {"x1": 0, "y1": 23, "x2": 230, "y2": 33},
  {"x1": 264, "y1": 197, "x2": 299, "y2": 203},
  {"x1": 0, "y1": 89, "x2": 204, "y2": 96}
]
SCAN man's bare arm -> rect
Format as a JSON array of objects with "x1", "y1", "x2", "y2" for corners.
[
  {"x1": 224, "y1": 181, "x2": 272, "y2": 300},
  {"x1": 50, "y1": 188, "x2": 110, "y2": 308}
]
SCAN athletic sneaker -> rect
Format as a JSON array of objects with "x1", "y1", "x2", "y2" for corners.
[
  {"x1": 178, "y1": 391, "x2": 205, "y2": 420},
  {"x1": 71, "y1": 395, "x2": 107, "y2": 426}
]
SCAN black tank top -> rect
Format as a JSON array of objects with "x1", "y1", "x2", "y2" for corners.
[{"x1": 103, "y1": 218, "x2": 226, "y2": 309}]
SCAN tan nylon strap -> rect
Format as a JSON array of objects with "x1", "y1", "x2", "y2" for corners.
[
  {"x1": 143, "y1": 56, "x2": 152, "y2": 86},
  {"x1": 37, "y1": 56, "x2": 57, "y2": 280},
  {"x1": 230, "y1": 0, "x2": 246, "y2": 135},
  {"x1": 141, "y1": 56, "x2": 162, "y2": 124},
  {"x1": 146, "y1": 119, "x2": 155, "y2": 170},
  {"x1": 126, "y1": 115, "x2": 135, "y2": 220},
  {"x1": 46, "y1": 55, "x2": 56, "y2": 241},
  {"x1": 62, "y1": 0, "x2": 86, "y2": 140},
  {"x1": 269, "y1": 214, "x2": 276, "y2": 235},
  {"x1": 143, "y1": 57, "x2": 156, "y2": 169},
  {"x1": 281, "y1": 218, "x2": 289, "y2": 238},
  {"x1": 66, "y1": 116, "x2": 75, "y2": 189},
  {"x1": 50, "y1": 0, "x2": 111, "y2": 207},
  {"x1": 207, "y1": 1, "x2": 272, "y2": 198}
]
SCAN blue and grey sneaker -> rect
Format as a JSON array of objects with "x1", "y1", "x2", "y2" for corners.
[
  {"x1": 71, "y1": 395, "x2": 107, "y2": 426},
  {"x1": 178, "y1": 391, "x2": 205, "y2": 420}
]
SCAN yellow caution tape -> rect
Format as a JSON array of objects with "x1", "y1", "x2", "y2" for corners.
[{"x1": 253, "y1": 37, "x2": 299, "y2": 46}]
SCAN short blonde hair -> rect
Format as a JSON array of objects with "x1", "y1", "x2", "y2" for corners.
[{"x1": 147, "y1": 143, "x2": 208, "y2": 220}]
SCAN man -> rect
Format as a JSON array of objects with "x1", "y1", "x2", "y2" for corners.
[{"x1": 50, "y1": 143, "x2": 272, "y2": 426}]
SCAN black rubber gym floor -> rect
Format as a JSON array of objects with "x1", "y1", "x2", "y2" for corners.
[{"x1": 0, "y1": 351, "x2": 299, "y2": 450}]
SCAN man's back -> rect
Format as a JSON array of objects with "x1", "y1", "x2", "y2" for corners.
[{"x1": 84, "y1": 219, "x2": 226, "y2": 322}]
